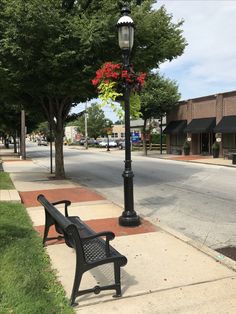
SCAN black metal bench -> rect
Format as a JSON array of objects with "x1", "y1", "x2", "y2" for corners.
[{"x1": 37, "y1": 194, "x2": 128, "y2": 307}]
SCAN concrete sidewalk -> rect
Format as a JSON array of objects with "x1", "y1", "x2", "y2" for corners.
[
  {"x1": 1, "y1": 151, "x2": 236, "y2": 312},
  {"x1": 0, "y1": 148, "x2": 21, "y2": 202}
]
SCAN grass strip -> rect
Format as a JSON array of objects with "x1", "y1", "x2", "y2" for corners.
[
  {"x1": 0, "y1": 202, "x2": 74, "y2": 314},
  {"x1": 0, "y1": 172, "x2": 15, "y2": 189}
]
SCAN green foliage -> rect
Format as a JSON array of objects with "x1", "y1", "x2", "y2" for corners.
[
  {"x1": 140, "y1": 73, "x2": 181, "y2": 121},
  {"x1": 0, "y1": 172, "x2": 15, "y2": 189},
  {"x1": 0, "y1": 0, "x2": 186, "y2": 109},
  {"x1": 120, "y1": 92, "x2": 142, "y2": 119},
  {"x1": 151, "y1": 133, "x2": 166, "y2": 144},
  {"x1": 34, "y1": 121, "x2": 49, "y2": 136},
  {"x1": 212, "y1": 141, "x2": 220, "y2": 150},
  {"x1": 98, "y1": 81, "x2": 123, "y2": 118},
  {"x1": 0, "y1": 202, "x2": 73, "y2": 314},
  {"x1": 76, "y1": 103, "x2": 113, "y2": 139},
  {"x1": 183, "y1": 141, "x2": 190, "y2": 149}
]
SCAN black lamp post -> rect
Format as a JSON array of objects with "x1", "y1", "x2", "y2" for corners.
[{"x1": 117, "y1": 6, "x2": 140, "y2": 227}]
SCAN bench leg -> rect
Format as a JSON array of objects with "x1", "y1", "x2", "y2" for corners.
[
  {"x1": 43, "y1": 224, "x2": 50, "y2": 246},
  {"x1": 70, "y1": 271, "x2": 82, "y2": 307},
  {"x1": 113, "y1": 263, "x2": 121, "y2": 297}
]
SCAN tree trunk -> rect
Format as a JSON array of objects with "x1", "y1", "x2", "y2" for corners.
[
  {"x1": 54, "y1": 128, "x2": 65, "y2": 179},
  {"x1": 143, "y1": 118, "x2": 148, "y2": 156},
  {"x1": 41, "y1": 97, "x2": 70, "y2": 180}
]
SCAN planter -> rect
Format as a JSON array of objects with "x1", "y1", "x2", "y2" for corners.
[
  {"x1": 212, "y1": 149, "x2": 219, "y2": 158},
  {"x1": 184, "y1": 148, "x2": 190, "y2": 156}
]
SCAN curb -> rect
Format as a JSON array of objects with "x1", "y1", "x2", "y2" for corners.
[
  {"x1": 145, "y1": 216, "x2": 236, "y2": 272},
  {"x1": 145, "y1": 154, "x2": 236, "y2": 168},
  {"x1": 0, "y1": 189, "x2": 22, "y2": 203}
]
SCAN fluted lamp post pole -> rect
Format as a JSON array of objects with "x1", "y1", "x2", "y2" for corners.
[{"x1": 117, "y1": 6, "x2": 140, "y2": 227}]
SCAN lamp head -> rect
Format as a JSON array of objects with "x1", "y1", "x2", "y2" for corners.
[{"x1": 117, "y1": 6, "x2": 134, "y2": 51}]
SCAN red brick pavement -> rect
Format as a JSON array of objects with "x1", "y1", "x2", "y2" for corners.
[
  {"x1": 169, "y1": 155, "x2": 210, "y2": 161},
  {"x1": 20, "y1": 187, "x2": 105, "y2": 207},
  {"x1": 35, "y1": 217, "x2": 159, "y2": 245}
]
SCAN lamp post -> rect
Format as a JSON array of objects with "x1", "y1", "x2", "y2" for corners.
[{"x1": 117, "y1": 6, "x2": 140, "y2": 227}]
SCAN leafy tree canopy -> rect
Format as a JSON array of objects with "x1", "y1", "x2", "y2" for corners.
[
  {"x1": 0, "y1": 0, "x2": 186, "y2": 107},
  {"x1": 76, "y1": 103, "x2": 113, "y2": 139},
  {"x1": 140, "y1": 73, "x2": 181, "y2": 120}
]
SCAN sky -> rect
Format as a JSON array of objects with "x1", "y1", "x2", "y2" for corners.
[
  {"x1": 155, "y1": 0, "x2": 236, "y2": 100},
  {"x1": 73, "y1": 0, "x2": 236, "y2": 121}
]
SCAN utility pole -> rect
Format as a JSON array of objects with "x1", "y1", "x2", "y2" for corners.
[
  {"x1": 85, "y1": 102, "x2": 88, "y2": 149},
  {"x1": 20, "y1": 109, "x2": 26, "y2": 160},
  {"x1": 160, "y1": 116, "x2": 163, "y2": 155}
]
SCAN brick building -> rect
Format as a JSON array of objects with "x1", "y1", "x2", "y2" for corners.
[{"x1": 164, "y1": 90, "x2": 236, "y2": 156}]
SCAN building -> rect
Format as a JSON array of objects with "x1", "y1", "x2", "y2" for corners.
[
  {"x1": 64, "y1": 126, "x2": 80, "y2": 143},
  {"x1": 111, "y1": 118, "x2": 165, "y2": 142},
  {"x1": 110, "y1": 124, "x2": 125, "y2": 140},
  {"x1": 164, "y1": 90, "x2": 236, "y2": 156}
]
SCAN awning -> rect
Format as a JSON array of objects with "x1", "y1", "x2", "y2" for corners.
[
  {"x1": 163, "y1": 120, "x2": 187, "y2": 134},
  {"x1": 214, "y1": 115, "x2": 236, "y2": 133},
  {"x1": 185, "y1": 117, "x2": 216, "y2": 133}
]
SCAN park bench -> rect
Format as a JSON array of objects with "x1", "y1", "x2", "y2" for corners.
[{"x1": 37, "y1": 194, "x2": 128, "y2": 307}]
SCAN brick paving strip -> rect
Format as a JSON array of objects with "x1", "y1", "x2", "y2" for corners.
[
  {"x1": 35, "y1": 217, "x2": 159, "y2": 245},
  {"x1": 19, "y1": 187, "x2": 105, "y2": 207},
  {"x1": 20, "y1": 187, "x2": 159, "y2": 241}
]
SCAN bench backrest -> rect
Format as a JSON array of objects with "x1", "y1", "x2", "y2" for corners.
[{"x1": 37, "y1": 194, "x2": 85, "y2": 261}]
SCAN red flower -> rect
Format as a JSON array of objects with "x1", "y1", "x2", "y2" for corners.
[{"x1": 92, "y1": 62, "x2": 146, "y2": 91}]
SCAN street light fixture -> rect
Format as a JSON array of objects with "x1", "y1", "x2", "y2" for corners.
[{"x1": 117, "y1": 6, "x2": 140, "y2": 227}]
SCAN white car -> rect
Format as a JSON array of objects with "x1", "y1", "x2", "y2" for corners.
[
  {"x1": 38, "y1": 138, "x2": 48, "y2": 146},
  {"x1": 99, "y1": 140, "x2": 117, "y2": 148}
]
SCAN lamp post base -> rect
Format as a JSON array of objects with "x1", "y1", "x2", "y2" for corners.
[{"x1": 119, "y1": 211, "x2": 141, "y2": 227}]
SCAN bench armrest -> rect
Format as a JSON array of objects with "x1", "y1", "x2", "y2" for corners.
[
  {"x1": 82, "y1": 231, "x2": 115, "y2": 241},
  {"x1": 82, "y1": 231, "x2": 115, "y2": 256},
  {"x1": 52, "y1": 200, "x2": 71, "y2": 217}
]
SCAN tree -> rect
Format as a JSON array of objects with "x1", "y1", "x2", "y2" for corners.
[
  {"x1": 0, "y1": 0, "x2": 187, "y2": 178},
  {"x1": 140, "y1": 73, "x2": 181, "y2": 155},
  {"x1": 76, "y1": 103, "x2": 113, "y2": 139},
  {"x1": 0, "y1": 102, "x2": 42, "y2": 152}
]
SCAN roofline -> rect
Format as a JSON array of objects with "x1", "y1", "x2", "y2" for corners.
[{"x1": 180, "y1": 90, "x2": 236, "y2": 103}]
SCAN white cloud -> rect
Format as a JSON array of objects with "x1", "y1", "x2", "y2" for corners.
[{"x1": 154, "y1": 0, "x2": 236, "y2": 99}]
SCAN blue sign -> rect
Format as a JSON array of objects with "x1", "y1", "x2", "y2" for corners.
[{"x1": 132, "y1": 132, "x2": 140, "y2": 143}]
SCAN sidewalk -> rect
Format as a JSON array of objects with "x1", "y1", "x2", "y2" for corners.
[
  {"x1": 1, "y1": 149, "x2": 236, "y2": 313},
  {"x1": 0, "y1": 147, "x2": 22, "y2": 202}
]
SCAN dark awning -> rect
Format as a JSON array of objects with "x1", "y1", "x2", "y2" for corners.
[
  {"x1": 163, "y1": 120, "x2": 187, "y2": 134},
  {"x1": 185, "y1": 117, "x2": 216, "y2": 133},
  {"x1": 214, "y1": 115, "x2": 236, "y2": 133}
]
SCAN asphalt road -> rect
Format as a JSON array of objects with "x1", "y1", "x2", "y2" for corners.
[{"x1": 27, "y1": 142, "x2": 236, "y2": 250}]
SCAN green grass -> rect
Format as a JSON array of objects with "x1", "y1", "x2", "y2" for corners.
[
  {"x1": 0, "y1": 172, "x2": 15, "y2": 189},
  {"x1": 0, "y1": 202, "x2": 74, "y2": 314}
]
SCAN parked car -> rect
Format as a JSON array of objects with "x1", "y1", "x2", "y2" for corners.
[
  {"x1": 79, "y1": 138, "x2": 98, "y2": 146},
  {"x1": 118, "y1": 141, "x2": 125, "y2": 149},
  {"x1": 99, "y1": 140, "x2": 117, "y2": 148},
  {"x1": 38, "y1": 138, "x2": 48, "y2": 146}
]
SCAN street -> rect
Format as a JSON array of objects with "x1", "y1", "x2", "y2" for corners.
[{"x1": 27, "y1": 142, "x2": 236, "y2": 251}]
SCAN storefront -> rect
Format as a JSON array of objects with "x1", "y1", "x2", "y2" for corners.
[
  {"x1": 165, "y1": 91, "x2": 236, "y2": 156},
  {"x1": 163, "y1": 120, "x2": 186, "y2": 154},
  {"x1": 214, "y1": 115, "x2": 236, "y2": 154},
  {"x1": 185, "y1": 117, "x2": 216, "y2": 155}
]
